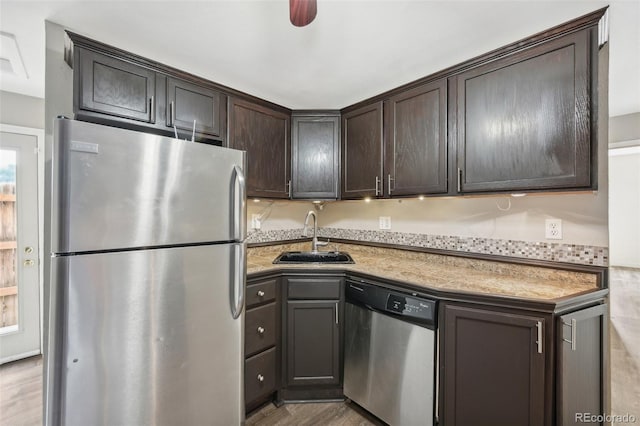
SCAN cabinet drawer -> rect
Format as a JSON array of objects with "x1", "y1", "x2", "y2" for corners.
[
  {"x1": 245, "y1": 347, "x2": 277, "y2": 405},
  {"x1": 245, "y1": 303, "x2": 277, "y2": 356},
  {"x1": 246, "y1": 279, "x2": 277, "y2": 308},
  {"x1": 287, "y1": 277, "x2": 342, "y2": 300}
]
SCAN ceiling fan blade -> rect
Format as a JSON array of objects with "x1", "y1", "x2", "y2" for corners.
[{"x1": 290, "y1": 0, "x2": 317, "y2": 27}]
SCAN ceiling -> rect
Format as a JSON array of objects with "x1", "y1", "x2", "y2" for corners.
[{"x1": 0, "y1": 0, "x2": 638, "y2": 116}]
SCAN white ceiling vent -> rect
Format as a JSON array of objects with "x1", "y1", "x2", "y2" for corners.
[{"x1": 0, "y1": 31, "x2": 28, "y2": 79}]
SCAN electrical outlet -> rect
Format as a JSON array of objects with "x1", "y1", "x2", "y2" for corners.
[
  {"x1": 379, "y1": 216, "x2": 391, "y2": 230},
  {"x1": 251, "y1": 214, "x2": 261, "y2": 230},
  {"x1": 545, "y1": 218, "x2": 562, "y2": 239}
]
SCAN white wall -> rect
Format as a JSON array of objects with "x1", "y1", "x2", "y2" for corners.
[
  {"x1": 0, "y1": 91, "x2": 44, "y2": 129},
  {"x1": 247, "y1": 200, "x2": 315, "y2": 231},
  {"x1": 608, "y1": 112, "x2": 640, "y2": 268},
  {"x1": 320, "y1": 192, "x2": 609, "y2": 246}
]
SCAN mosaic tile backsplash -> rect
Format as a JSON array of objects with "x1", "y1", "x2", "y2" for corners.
[{"x1": 246, "y1": 228, "x2": 609, "y2": 266}]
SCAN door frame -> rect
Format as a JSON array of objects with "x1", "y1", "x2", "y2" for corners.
[{"x1": 0, "y1": 124, "x2": 45, "y2": 361}]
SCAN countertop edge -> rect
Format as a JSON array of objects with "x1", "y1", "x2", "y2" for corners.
[{"x1": 247, "y1": 265, "x2": 609, "y2": 314}]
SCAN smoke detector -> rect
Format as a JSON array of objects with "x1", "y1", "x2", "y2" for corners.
[{"x1": 0, "y1": 32, "x2": 28, "y2": 79}]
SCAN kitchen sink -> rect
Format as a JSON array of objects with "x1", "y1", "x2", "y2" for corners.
[{"x1": 273, "y1": 251, "x2": 355, "y2": 264}]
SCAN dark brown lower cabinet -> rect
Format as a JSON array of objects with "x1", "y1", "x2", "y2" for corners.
[
  {"x1": 442, "y1": 304, "x2": 546, "y2": 426},
  {"x1": 245, "y1": 277, "x2": 280, "y2": 412},
  {"x1": 281, "y1": 275, "x2": 344, "y2": 400},
  {"x1": 286, "y1": 300, "x2": 340, "y2": 387},
  {"x1": 556, "y1": 304, "x2": 608, "y2": 426}
]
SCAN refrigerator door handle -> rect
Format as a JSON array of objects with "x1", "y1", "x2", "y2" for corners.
[
  {"x1": 231, "y1": 243, "x2": 246, "y2": 319},
  {"x1": 232, "y1": 165, "x2": 247, "y2": 242}
]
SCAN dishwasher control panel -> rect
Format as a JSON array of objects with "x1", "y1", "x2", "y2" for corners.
[
  {"x1": 385, "y1": 293, "x2": 436, "y2": 324},
  {"x1": 346, "y1": 280, "x2": 437, "y2": 327}
]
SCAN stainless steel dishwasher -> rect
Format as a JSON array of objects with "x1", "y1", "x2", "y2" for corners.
[{"x1": 344, "y1": 280, "x2": 437, "y2": 426}]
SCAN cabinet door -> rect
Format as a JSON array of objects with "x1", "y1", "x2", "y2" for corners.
[
  {"x1": 557, "y1": 304, "x2": 607, "y2": 426},
  {"x1": 228, "y1": 98, "x2": 291, "y2": 199},
  {"x1": 76, "y1": 47, "x2": 156, "y2": 124},
  {"x1": 385, "y1": 79, "x2": 447, "y2": 196},
  {"x1": 442, "y1": 304, "x2": 545, "y2": 426},
  {"x1": 286, "y1": 300, "x2": 340, "y2": 387},
  {"x1": 291, "y1": 114, "x2": 340, "y2": 199},
  {"x1": 166, "y1": 77, "x2": 226, "y2": 140},
  {"x1": 341, "y1": 102, "x2": 384, "y2": 199},
  {"x1": 455, "y1": 29, "x2": 592, "y2": 193}
]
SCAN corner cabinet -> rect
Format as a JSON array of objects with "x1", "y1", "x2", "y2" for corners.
[
  {"x1": 281, "y1": 275, "x2": 344, "y2": 401},
  {"x1": 341, "y1": 102, "x2": 384, "y2": 199},
  {"x1": 291, "y1": 113, "x2": 340, "y2": 200},
  {"x1": 228, "y1": 97, "x2": 291, "y2": 199},
  {"x1": 384, "y1": 79, "x2": 448, "y2": 196},
  {"x1": 453, "y1": 27, "x2": 595, "y2": 193},
  {"x1": 441, "y1": 304, "x2": 546, "y2": 426}
]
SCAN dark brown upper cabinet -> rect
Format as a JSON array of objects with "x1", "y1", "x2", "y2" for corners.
[
  {"x1": 442, "y1": 304, "x2": 546, "y2": 426},
  {"x1": 384, "y1": 79, "x2": 448, "y2": 196},
  {"x1": 291, "y1": 113, "x2": 340, "y2": 200},
  {"x1": 341, "y1": 102, "x2": 384, "y2": 199},
  {"x1": 228, "y1": 97, "x2": 291, "y2": 199},
  {"x1": 166, "y1": 77, "x2": 226, "y2": 141},
  {"x1": 75, "y1": 47, "x2": 158, "y2": 125},
  {"x1": 454, "y1": 28, "x2": 593, "y2": 194}
]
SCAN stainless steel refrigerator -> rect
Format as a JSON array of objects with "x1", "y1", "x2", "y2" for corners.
[{"x1": 44, "y1": 118, "x2": 247, "y2": 425}]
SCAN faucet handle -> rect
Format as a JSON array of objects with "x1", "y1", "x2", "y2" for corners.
[{"x1": 316, "y1": 238, "x2": 329, "y2": 247}]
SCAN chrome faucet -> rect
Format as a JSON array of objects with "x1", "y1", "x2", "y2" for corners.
[{"x1": 302, "y1": 210, "x2": 328, "y2": 253}]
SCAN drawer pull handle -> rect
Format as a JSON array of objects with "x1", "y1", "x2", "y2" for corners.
[
  {"x1": 257, "y1": 374, "x2": 264, "y2": 382},
  {"x1": 257, "y1": 326, "x2": 265, "y2": 335},
  {"x1": 257, "y1": 290, "x2": 265, "y2": 297}
]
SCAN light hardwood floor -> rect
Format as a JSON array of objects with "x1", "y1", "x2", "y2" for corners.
[{"x1": 1, "y1": 268, "x2": 637, "y2": 426}]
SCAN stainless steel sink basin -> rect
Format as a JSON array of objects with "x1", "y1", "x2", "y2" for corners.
[{"x1": 273, "y1": 251, "x2": 355, "y2": 264}]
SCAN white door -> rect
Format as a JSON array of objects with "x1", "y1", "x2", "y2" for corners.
[{"x1": 0, "y1": 130, "x2": 40, "y2": 363}]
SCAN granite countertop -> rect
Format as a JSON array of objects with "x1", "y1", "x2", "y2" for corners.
[{"x1": 247, "y1": 242, "x2": 601, "y2": 301}]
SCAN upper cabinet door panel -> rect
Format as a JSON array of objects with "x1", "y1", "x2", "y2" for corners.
[
  {"x1": 386, "y1": 79, "x2": 447, "y2": 196},
  {"x1": 341, "y1": 102, "x2": 384, "y2": 199},
  {"x1": 77, "y1": 48, "x2": 156, "y2": 124},
  {"x1": 228, "y1": 98, "x2": 291, "y2": 199},
  {"x1": 291, "y1": 115, "x2": 340, "y2": 199},
  {"x1": 167, "y1": 77, "x2": 226, "y2": 140},
  {"x1": 456, "y1": 29, "x2": 592, "y2": 193}
]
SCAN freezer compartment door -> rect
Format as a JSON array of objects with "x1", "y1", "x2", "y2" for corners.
[
  {"x1": 48, "y1": 244, "x2": 244, "y2": 426},
  {"x1": 52, "y1": 118, "x2": 246, "y2": 253}
]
